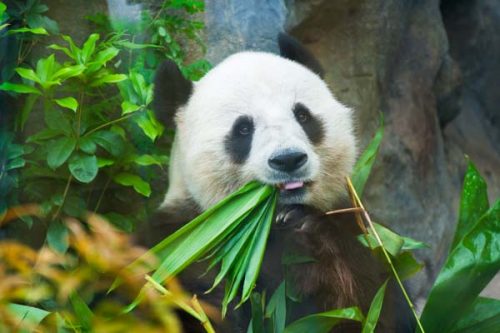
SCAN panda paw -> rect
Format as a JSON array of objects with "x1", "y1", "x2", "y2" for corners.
[{"x1": 275, "y1": 205, "x2": 309, "y2": 229}]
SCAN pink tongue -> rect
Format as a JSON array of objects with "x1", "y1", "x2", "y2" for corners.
[{"x1": 283, "y1": 181, "x2": 304, "y2": 190}]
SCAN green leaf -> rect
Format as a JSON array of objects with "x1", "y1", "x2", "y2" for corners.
[
  {"x1": 351, "y1": 117, "x2": 384, "y2": 196},
  {"x1": 9, "y1": 27, "x2": 48, "y2": 35},
  {"x1": 0, "y1": 82, "x2": 41, "y2": 95},
  {"x1": 81, "y1": 33, "x2": 99, "y2": 64},
  {"x1": 15, "y1": 67, "x2": 41, "y2": 83},
  {"x1": 250, "y1": 292, "x2": 265, "y2": 333},
  {"x1": 133, "y1": 154, "x2": 168, "y2": 167},
  {"x1": 47, "y1": 221, "x2": 69, "y2": 253},
  {"x1": 27, "y1": 129, "x2": 64, "y2": 143},
  {"x1": 449, "y1": 297, "x2": 500, "y2": 333},
  {"x1": 44, "y1": 109, "x2": 71, "y2": 136},
  {"x1": 52, "y1": 65, "x2": 85, "y2": 81},
  {"x1": 284, "y1": 307, "x2": 364, "y2": 333},
  {"x1": 452, "y1": 161, "x2": 490, "y2": 249},
  {"x1": 97, "y1": 157, "x2": 114, "y2": 168},
  {"x1": 69, "y1": 292, "x2": 93, "y2": 332},
  {"x1": 137, "y1": 110, "x2": 164, "y2": 141},
  {"x1": 92, "y1": 47, "x2": 119, "y2": 66},
  {"x1": 47, "y1": 137, "x2": 76, "y2": 169},
  {"x1": 36, "y1": 54, "x2": 56, "y2": 83},
  {"x1": 357, "y1": 222, "x2": 404, "y2": 257},
  {"x1": 55, "y1": 97, "x2": 78, "y2": 112},
  {"x1": 420, "y1": 200, "x2": 500, "y2": 333},
  {"x1": 79, "y1": 136, "x2": 96, "y2": 154},
  {"x1": 121, "y1": 101, "x2": 141, "y2": 115},
  {"x1": 48, "y1": 44, "x2": 74, "y2": 60},
  {"x1": 90, "y1": 130, "x2": 124, "y2": 156},
  {"x1": 265, "y1": 281, "x2": 287, "y2": 333},
  {"x1": 90, "y1": 73, "x2": 127, "y2": 87},
  {"x1": 362, "y1": 280, "x2": 387, "y2": 333},
  {"x1": 392, "y1": 251, "x2": 424, "y2": 280},
  {"x1": 68, "y1": 154, "x2": 98, "y2": 183},
  {"x1": 113, "y1": 173, "x2": 151, "y2": 197},
  {"x1": 7, "y1": 304, "x2": 51, "y2": 332}
]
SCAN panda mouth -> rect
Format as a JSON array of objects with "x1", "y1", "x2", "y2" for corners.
[
  {"x1": 276, "y1": 181, "x2": 309, "y2": 203},
  {"x1": 277, "y1": 181, "x2": 305, "y2": 191}
]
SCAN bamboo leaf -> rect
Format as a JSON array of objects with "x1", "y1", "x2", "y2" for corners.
[
  {"x1": 284, "y1": 307, "x2": 364, "y2": 333},
  {"x1": 449, "y1": 297, "x2": 500, "y2": 333},
  {"x1": 420, "y1": 200, "x2": 500, "y2": 333},
  {"x1": 265, "y1": 281, "x2": 287, "y2": 333},
  {"x1": 351, "y1": 117, "x2": 384, "y2": 196},
  {"x1": 362, "y1": 280, "x2": 388, "y2": 333},
  {"x1": 451, "y1": 161, "x2": 489, "y2": 249}
]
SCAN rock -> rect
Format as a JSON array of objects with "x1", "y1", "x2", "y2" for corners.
[{"x1": 205, "y1": 0, "x2": 287, "y2": 63}]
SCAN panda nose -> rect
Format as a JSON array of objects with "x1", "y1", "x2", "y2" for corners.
[{"x1": 268, "y1": 151, "x2": 308, "y2": 172}]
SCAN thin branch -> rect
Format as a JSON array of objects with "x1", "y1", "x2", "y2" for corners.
[{"x1": 84, "y1": 113, "x2": 134, "y2": 137}]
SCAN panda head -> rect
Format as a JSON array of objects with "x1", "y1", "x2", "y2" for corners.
[{"x1": 155, "y1": 34, "x2": 357, "y2": 213}]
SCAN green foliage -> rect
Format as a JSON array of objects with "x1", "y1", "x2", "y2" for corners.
[
  {"x1": 420, "y1": 161, "x2": 499, "y2": 333},
  {"x1": 1, "y1": 0, "x2": 210, "y2": 253},
  {"x1": 0, "y1": 0, "x2": 58, "y2": 82}
]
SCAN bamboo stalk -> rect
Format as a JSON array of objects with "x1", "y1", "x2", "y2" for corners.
[{"x1": 345, "y1": 177, "x2": 426, "y2": 333}]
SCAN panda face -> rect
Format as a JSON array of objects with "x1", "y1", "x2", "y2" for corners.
[{"x1": 162, "y1": 51, "x2": 357, "y2": 212}]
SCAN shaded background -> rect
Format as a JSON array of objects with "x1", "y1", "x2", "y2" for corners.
[{"x1": 11, "y1": 0, "x2": 500, "y2": 303}]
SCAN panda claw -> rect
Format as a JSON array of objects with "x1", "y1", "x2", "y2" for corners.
[{"x1": 275, "y1": 205, "x2": 306, "y2": 229}]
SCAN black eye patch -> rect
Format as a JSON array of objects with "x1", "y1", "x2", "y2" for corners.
[
  {"x1": 224, "y1": 115, "x2": 254, "y2": 164},
  {"x1": 293, "y1": 103, "x2": 325, "y2": 144}
]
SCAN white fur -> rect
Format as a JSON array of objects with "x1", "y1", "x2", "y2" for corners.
[{"x1": 160, "y1": 51, "x2": 357, "y2": 212}]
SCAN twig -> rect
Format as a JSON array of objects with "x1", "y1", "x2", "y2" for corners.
[
  {"x1": 324, "y1": 207, "x2": 364, "y2": 216},
  {"x1": 345, "y1": 177, "x2": 426, "y2": 333}
]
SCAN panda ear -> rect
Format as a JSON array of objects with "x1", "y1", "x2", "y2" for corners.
[
  {"x1": 278, "y1": 33, "x2": 325, "y2": 78},
  {"x1": 153, "y1": 60, "x2": 193, "y2": 128}
]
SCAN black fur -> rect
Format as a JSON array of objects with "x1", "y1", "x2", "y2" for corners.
[
  {"x1": 153, "y1": 60, "x2": 193, "y2": 128},
  {"x1": 293, "y1": 103, "x2": 325, "y2": 145},
  {"x1": 224, "y1": 115, "x2": 254, "y2": 164},
  {"x1": 278, "y1": 33, "x2": 325, "y2": 78}
]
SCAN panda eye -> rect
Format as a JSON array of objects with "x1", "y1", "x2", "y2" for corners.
[
  {"x1": 238, "y1": 124, "x2": 251, "y2": 136},
  {"x1": 296, "y1": 110, "x2": 310, "y2": 123}
]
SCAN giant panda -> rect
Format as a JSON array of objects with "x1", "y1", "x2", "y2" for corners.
[{"x1": 140, "y1": 34, "x2": 416, "y2": 333}]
